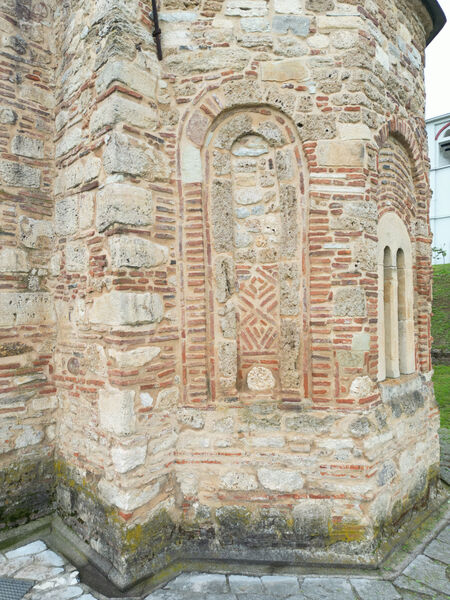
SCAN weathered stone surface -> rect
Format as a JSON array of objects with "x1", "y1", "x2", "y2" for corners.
[
  {"x1": 96, "y1": 60, "x2": 157, "y2": 98},
  {"x1": 19, "y1": 216, "x2": 53, "y2": 249},
  {"x1": 349, "y1": 376, "x2": 373, "y2": 399},
  {"x1": 257, "y1": 467, "x2": 304, "y2": 491},
  {"x1": 55, "y1": 127, "x2": 82, "y2": 157},
  {"x1": 301, "y1": 577, "x2": 356, "y2": 600},
  {"x1": 220, "y1": 471, "x2": 258, "y2": 490},
  {"x1": 261, "y1": 58, "x2": 309, "y2": 81},
  {"x1": 247, "y1": 366, "x2": 275, "y2": 391},
  {"x1": 272, "y1": 15, "x2": 310, "y2": 36},
  {"x1": 55, "y1": 196, "x2": 78, "y2": 235},
  {"x1": 111, "y1": 444, "x2": 147, "y2": 473},
  {"x1": 165, "y1": 48, "x2": 250, "y2": 74},
  {"x1": 261, "y1": 575, "x2": 300, "y2": 595},
  {"x1": 0, "y1": 292, "x2": 55, "y2": 326},
  {"x1": 96, "y1": 184, "x2": 153, "y2": 231},
  {"x1": 0, "y1": 106, "x2": 18, "y2": 124},
  {"x1": 215, "y1": 256, "x2": 235, "y2": 303},
  {"x1": 109, "y1": 346, "x2": 161, "y2": 369},
  {"x1": 316, "y1": 141, "x2": 365, "y2": 166},
  {"x1": 98, "y1": 479, "x2": 158, "y2": 511},
  {"x1": 11, "y1": 134, "x2": 44, "y2": 159},
  {"x1": 98, "y1": 387, "x2": 136, "y2": 436},
  {"x1": 350, "y1": 579, "x2": 401, "y2": 600},
  {"x1": 403, "y1": 555, "x2": 450, "y2": 596},
  {"x1": 65, "y1": 241, "x2": 89, "y2": 272},
  {"x1": 165, "y1": 573, "x2": 229, "y2": 593},
  {"x1": 334, "y1": 287, "x2": 366, "y2": 317},
  {"x1": 109, "y1": 235, "x2": 168, "y2": 269},
  {"x1": 181, "y1": 143, "x2": 202, "y2": 183},
  {"x1": 90, "y1": 96, "x2": 157, "y2": 132},
  {"x1": 0, "y1": 159, "x2": 40, "y2": 188},
  {"x1": 219, "y1": 341, "x2": 237, "y2": 388},
  {"x1": 90, "y1": 291, "x2": 164, "y2": 326},
  {"x1": 294, "y1": 500, "x2": 330, "y2": 538},
  {"x1": 229, "y1": 575, "x2": 264, "y2": 593},
  {"x1": 103, "y1": 132, "x2": 149, "y2": 176},
  {"x1": 0, "y1": 247, "x2": 28, "y2": 272},
  {"x1": 212, "y1": 179, "x2": 234, "y2": 252},
  {"x1": 177, "y1": 408, "x2": 205, "y2": 430},
  {"x1": 225, "y1": 0, "x2": 268, "y2": 17}
]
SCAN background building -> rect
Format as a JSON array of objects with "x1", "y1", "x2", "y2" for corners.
[{"x1": 426, "y1": 113, "x2": 450, "y2": 263}]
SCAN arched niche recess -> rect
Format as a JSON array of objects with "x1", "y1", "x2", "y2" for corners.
[
  {"x1": 203, "y1": 108, "x2": 309, "y2": 402},
  {"x1": 377, "y1": 212, "x2": 415, "y2": 381}
]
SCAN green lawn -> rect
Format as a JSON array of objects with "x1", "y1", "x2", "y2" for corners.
[
  {"x1": 431, "y1": 263, "x2": 450, "y2": 352},
  {"x1": 432, "y1": 264, "x2": 450, "y2": 428},
  {"x1": 433, "y1": 365, "x2": 450, "y2": 429}
]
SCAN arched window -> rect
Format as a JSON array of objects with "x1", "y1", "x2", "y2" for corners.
[{"x1": 378, "y1": 213, "x2": 415, "y2": 381}]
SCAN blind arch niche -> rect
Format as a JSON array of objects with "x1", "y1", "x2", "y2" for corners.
[{"x1": 203, "y1": 108, "x2": 309, "y2": 402}]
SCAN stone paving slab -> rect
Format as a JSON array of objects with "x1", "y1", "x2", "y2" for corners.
[{"x1": 0, "y1": 522, "x2": 448, "y2": 600}]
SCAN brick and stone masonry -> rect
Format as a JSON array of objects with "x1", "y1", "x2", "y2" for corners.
[{"x1": 0, "y1": 0, "x2": 446, "y2": 590}]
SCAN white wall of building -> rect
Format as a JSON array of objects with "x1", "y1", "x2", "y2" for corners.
[{"x1": 426, "y1": 113, "x2": 450, "y2": 264}]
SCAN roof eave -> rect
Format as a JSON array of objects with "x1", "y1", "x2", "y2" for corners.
[{"x1": 423, "y1": 0, "x2": 447, "y2": 45}]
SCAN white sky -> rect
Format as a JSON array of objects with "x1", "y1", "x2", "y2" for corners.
[{"x1": 425, "y1": 0, "x2": 450, "y2": 119}]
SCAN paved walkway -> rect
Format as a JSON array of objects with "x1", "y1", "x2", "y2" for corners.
[{"x1": 0, "y1": 514, "x2": 449, "y2": 600}]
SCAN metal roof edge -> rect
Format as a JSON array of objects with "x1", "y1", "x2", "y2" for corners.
[{"x1": 422, "y1": 0, "x2": 446, "y2": 45}]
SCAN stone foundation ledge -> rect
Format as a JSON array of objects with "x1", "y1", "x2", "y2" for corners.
[{"x1": 0, "y1": 484, "x2": 447, "y2": 595}]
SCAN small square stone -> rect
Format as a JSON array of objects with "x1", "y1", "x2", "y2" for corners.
[{"x1": 424, "y1": 539, "x2": 450, "y2": 565}]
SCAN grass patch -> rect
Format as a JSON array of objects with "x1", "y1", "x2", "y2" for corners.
[
  {"x1": 433, "y1": 365, "x2": 450, "y2": 429},
  {"x1": 431, "y1": 264, "x2": 450, "y2": 352},
  {"x1": 432, "y1": 264, "x2": 450, "y2": 428}
]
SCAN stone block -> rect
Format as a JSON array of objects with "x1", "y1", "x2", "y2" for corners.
[
  {"x1": 293, "y1": 500, "x2": 330, "y2": 538},
  {"x1": 333, "y1": 287, "x2": 366, "y2": 317},
  {"x1": 274, "y1": 0, "x2": 302, "y2": 13},
  {"x1": 272, "y1": 15, "x2": 310, "y2": 36},
  {"x1": 0, "y1": 292, "x2": 55, "y2": 326},
  {"x1": 165, "y1": 48, "x2": 250, "y2": 75},
  {"x1": 177, "y1": 408, "x2": 205, "y2": 429},
  {"x1": 19, "y1": 216, "x2": 53, "y2": 249},
  {"x1": 156, "y1": 387, "x2": 179, "y2": 410},
  {"x1": 220, "y1": 472, "x2": 258, "y2": 490},
  {"x1": 111, "y1": 444, "x2": 147, "y2": 473},
  {"x1": 90, "y1": 95, "x2": 157, "y2": 132},
  {"x1": 11, "y1": 135, "x2": 44, "y2": 159},
  {"x1": 109, "y1": 346, "x2": 161, "y2": 368},
  {"x1": 247, "y1": 366, "x2": 275, "y2": 391},
  {"x1": 261, "y1": 575, "x2": 300, "y2": 595},
  {"x1": 103, "y1": 132, "x2": 149, "y2": 176},
  {"x1": 316, "y1": 141, "x2": 365, "y2": 166},
  {"x1": 0, "y1": 106, "x2": 17, "y2": 124},
  {"x1": 212, "y1": 179, "x2": 234, "y2": 252},
  {"x1": 55, "y1": 196, "x2": 78, "y2": 235},
  {"x1": 90, "y1": 290, "x2": 164, "y2": 326},
  {"x1": 317, "y1": 15, "x2": 362, "y2": 31},
  {"x1": 181, "y1": 143, "x2": 202, "y2": 183},
  {"x1": 65, "y1": 241, "x2": 89, "y2": 272},
  {"x1": 337, "y1": 122, "x2": 372, "y2": 140},
  {"x1": 186, "y1": 110, "x2": 211, "y2": 146},
  {"x1": 0, "y1": 247, "x2": 28, "y2": 272},
  {"x1": 109, "y1": 235, "x2": 168, "y2": 269},
  {"x1": 349, "y1": 375, "x2": 373, "y2": 399},
  {"x1": 261, "y1": 58, "x2": 309, "y2": 82},
  {"x1": 257, "y1": 467, "x2": 304, "y2": 492},
  {"x1": 225, "y1": 0, "x2": 268, "y2": 16},
  {"x1": 60, "y1": 156, "x2": 101, "y2": 192},
  {"x1": 95, "y1": 60, "x2": 157, "y2": 98},
  {"x1": 218, "y1": 340, "x2": 237, "y2": 388},
  {"x1": 14, "y1": 425, "x2": 44, "y2": 449},
  {"x1": 215, "y1": 256, "x2": 236, "y2": 303},
  {"x1": 0, "y1": 159, "x2": 40, "y2": 188},
  {"x1": 98, "y1": 386, "x2": 136, "y2": 436},
  {"x1": 229, "y1": 576, "x2": 264, "y2": 593},
  {"x1": 55, "y1": 127, "x2": 83, "y2": 157},
  {"x1": 241, "y1": 17, "x2": 270, "y2": 32},
  {"x1": 301, "y1": 578, "x2": 356, "y2": 600},
  {"x1": 98, "y1": 479, "x2": 159, "y2": 511},
  {"x1": 166, "y1": 573, "x2": 229, "y2": 593},
  {"x1": 96, "y1": 183, "x2": 153, "y2": 232}
]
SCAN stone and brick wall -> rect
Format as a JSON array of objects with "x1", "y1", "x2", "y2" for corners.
[
  {"x1": 0, "y1": 0, "x2": 443, "y2": 589},
  {"x1": 0, "y1": 0, "x2": 57, "y2": 527}
]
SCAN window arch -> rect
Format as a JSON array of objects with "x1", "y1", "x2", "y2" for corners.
[{"x1": 378, "y1": 213, "x2": 415, "y2": 381}]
